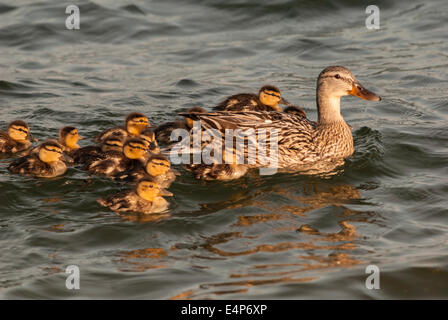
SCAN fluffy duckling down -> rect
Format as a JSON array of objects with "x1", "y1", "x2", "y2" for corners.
[
  {"x1": 94, "y1": 112, "x2": 150, "y2": 143},
  {"x1": 0, "y1": 120, "x2": 35, "y2": 154},
  {"x1": 8, "y1": 140, "x2": 67, "y2": 178},
  {"x1": 97, "y1": 177, "x2": 171, "y2": 214}
]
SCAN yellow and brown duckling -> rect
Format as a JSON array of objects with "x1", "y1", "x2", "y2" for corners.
[
  {"x1": 139, "y1": 128, "x2": 160, "y2": 154},
  {"x1": 184, "y1": 163, "x2": 248, "y2": 181},
  {"x1": 97, "y1": 177, "x2": 171, "y2": 214},
  {"x1": 283, "y1": 105, "x2": 307, "y2": 118},
  {"x1": 94, "y1": 112, "x2": 150, "y2": 143},
  {"x1": 213, "y1": 85, "x2": 290, "y2": 112},
  {"x1": 183, "y1": 150, "x2": 248, "y2": 181},
  {"x1": 116, "y1": 153, "x2": 178, "y2": 188},
  {"x1": 72, "y1": 135, "x2": 125, "y2": 166},
  {"x1": 0, "y1": 120, "x2": 35, "y2": 154},
  {"x1": 8, "y1": 140, "x2": 67, "y2": 178},
  {"x1": 87, "y1": 137, "x2": 149, "y2": 176},
  {"x1": 153, "y1": 107, "x2": 206, "y2": 145},
  {"x1": 59, "y1": 126, "x2": 83, "y2": 154}
]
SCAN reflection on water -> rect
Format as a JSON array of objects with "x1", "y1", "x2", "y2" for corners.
[
  {"x1": 117, "y1": 248, "x2": 169, "y2": 272},
  {"x1": 167, "y1": 182, "x2": 366, "y2": 299}
]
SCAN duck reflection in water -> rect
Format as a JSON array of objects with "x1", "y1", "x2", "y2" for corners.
[{"x1": 168, "y1": 181, "x2": 375, "y2": 299}]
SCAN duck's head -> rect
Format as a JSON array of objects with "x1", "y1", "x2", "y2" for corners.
[
  {"x1": 184, "y1": 107, "x2": 206, "y2": 128},
  {"x1": 145, "y1": 154, "x2": 170, "y2": 177},
  {"x1": 59, "y1": 126, "x2": 83, "y2": 150},
  {"x1": 136, "y1": 177, "x2": 168, "y2": 202},
  {"x1": 317, "y1": 66, "x2": 381, "y2": 101},
  {"x1": 123, "y1": 138, "x2": 148, "y2": 160},
  {"x1": 258, "y1": 85, "x2": 289, "y2": 111},
  {"x1": 8, "y1": 120, "x2": 30, "y2": 142},
  {"x1": 125, "y1": 112, "x2": 150, "y2": 136},
  {"x1": 101, "y1": 136, "x2": 124, "y2": 152},
  {"x1": 140, "y1": 129, "x2": 160, "y2": 154},
  {"x1": 316, "y1": 66, "x2": 381, "y2": 123},
  {"x1": 38, "y1": 140, "x2": 64, "y2": 163}
]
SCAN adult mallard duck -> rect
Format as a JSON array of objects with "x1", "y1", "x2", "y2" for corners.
[
  {"x1": 213, "y1": 85, "x2": 290, "y2": 112},
  {"x1": 174, "y1": 66, "x2": 381, "y2": 178}
]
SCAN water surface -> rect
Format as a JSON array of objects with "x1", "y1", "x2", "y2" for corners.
[{"x1": 0, "y1": 0, "x2": 447, "y2": 299}]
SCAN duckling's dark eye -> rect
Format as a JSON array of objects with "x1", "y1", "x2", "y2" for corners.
[{"x1": 335, "y1": 74, "x2": 341, "y2": 79}]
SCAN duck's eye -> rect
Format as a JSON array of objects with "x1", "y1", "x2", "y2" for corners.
[{"x1": 335, "y1": 74, "x2": 341, "y2": 79}]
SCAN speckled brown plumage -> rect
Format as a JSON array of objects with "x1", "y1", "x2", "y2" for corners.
[
  {"x1": 8, "y1": 153, "x2": 67, "y2": 178},
  {"x1": 97, "y1": 190, "x2": 169, "y2": 214},
  {"x1": 0, "y1": 131, "x2": 31, "y2": 153}
]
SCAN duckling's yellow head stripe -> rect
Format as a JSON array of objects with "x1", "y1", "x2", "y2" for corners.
[
  {"x1": 8, "y1": 125, "x2": 29, "y2": 141},
  {"x1": 10, "y1": 125, "x2": 28, "y2": 134},
  {"x1": 128, "y1": 142, "x2": 147, "y2": 150},
  {"x1": 127, "y1": 117, "x2": 149, "y2": 135},
  {"x1": 259, "y1": 89, "x2": 282, "y2": 107},
  {"x1": 137, "y1": 180, "x2": 161, "y2": 201},
  {"x1": 39, "y1": 143, "x2": 63, "y2": 163},
  {"x1": 146, "y1": 159, "x2": 170, "y2": 176},
  {"x1": 124, "y1": 140, "x2": 148, "y2": 159},
  {"x1": 64, "y1": 129, "x2": 82, "y2": 149}
]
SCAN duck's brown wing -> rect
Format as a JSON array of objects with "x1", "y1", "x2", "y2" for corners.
[
  {"x1": 93, "y1": 127, "x2": 127, "y2": 143},
  {"x1": 153, "y1": 121, "x2": 189, "y2": 145},
  {"x1": 0, "y1": 131, "x2": 15, "y2": 153},
  {"x1": 115, "y1": 161, "x2": 146, "y2": 182},
  {"x1": 8, "y1": 154, "x2": 48, "y2": 175},
  {"x1": 72, "y1": 146, "x2": 103, "y2": 165},
  {"x1": 174, "y1": 111, "x2": 317, "y2": 168},
  {"x1": 98, "y1": 190, "x2": 136, "y2": 212}
]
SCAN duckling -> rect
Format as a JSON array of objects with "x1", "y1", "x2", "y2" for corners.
[
  {"x1": 0, "y1": 120, "x2": 34, "y2": 154},
  {"x1": 59, "y1": 126, "x2": 83, "y2": 154},
  {"x1": 153, "y1": 107, "x2": 206, "y2": 145},
  {"x1": 72, "y1": 135, "x2": 125, "y2": 166},
  {"x1": 21, "y1": 126, "x2": 83, "y2": 159},
  {"x1": 283, "y1": 105, "x2": 307, "y2": 118},
  {"x1": 139, "y1": 128, "x2": 160, "y2": 154},
  {"x1": 116, "y1": 154, "x2": 178, "y2": 188},
  {"x1": 94, "y1": 112, "x2": 150, "y2": 143},
  {"x1": 8, "y1": 140, "x2": 67, "y2": 178},
  {"x1": 213, "y1": 85, "x2": 290, "y2": 112},
  {"x1": 184, "y1": 163, "x2": 248, "y2": 181},
  {"x1": 97, "y1": 177, "x2": 171, "y2": 214},
  {"x1": 87, "y1": 137, "x2": 149, "y2": 176}
]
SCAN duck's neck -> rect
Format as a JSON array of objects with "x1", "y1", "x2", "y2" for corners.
[{"x1": 316, "y1": 87, "x2": 344, "y2": 125}]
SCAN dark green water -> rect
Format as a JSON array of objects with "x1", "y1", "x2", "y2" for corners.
[{"x1": 0, "y1": 0, "x2": 447, "y2": 299}]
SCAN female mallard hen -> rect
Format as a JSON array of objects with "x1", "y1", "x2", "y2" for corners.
[
  {"x1": 213, "y1": 85, "x2": 290, "y2": 112},
  {"x1": 174, "y1": 66, "x2": 381, "y2": 178}
]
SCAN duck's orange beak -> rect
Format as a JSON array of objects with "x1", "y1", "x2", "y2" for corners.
[{"x1": 348, "y1": 83, "x2": 381, "y2": 101}]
